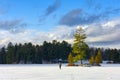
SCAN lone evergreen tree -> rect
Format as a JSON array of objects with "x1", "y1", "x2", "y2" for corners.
[
  {"x1": 68, "y1": 53, "x2": 74, "y2": 66},
  {"x1": 72, "y1": 27, "x2": 88, "y2": 65},
  {"x1": 95, "y1": 49, "x2": 102, "y2": 65},
  {"x1": 89, "y1": 56, "x2": 94, "y2": 65}
]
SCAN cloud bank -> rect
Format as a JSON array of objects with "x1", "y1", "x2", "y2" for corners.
[
  {"x1": 1, "y1": 18, "x2": 120, "y2": 49},
  {"x1": 0, "y1": 19, "x2": 27, "y2": 33},
  {"x1": 59, "y1": 9, "x2": 102, "y2": 26},
  {"x1": 0, "y1": 25, "x2": 75, "y2": 47},
  {"x1": 85, "y1": 18, "x2": 120, "y2": 48},
  {"x1": 59, "y1": 7, "x2": 120, "y2": 26}
]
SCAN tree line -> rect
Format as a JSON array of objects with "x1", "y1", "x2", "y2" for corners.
[
  {"x1": 0, "y1": 42, "x2": 120, "y2": 64},
  {"x1": 87, "y1": 47, "x2": 120, "y2": 63},
  {"x1": 0, "y1": 40, "x2": 71, "y2": 64}
]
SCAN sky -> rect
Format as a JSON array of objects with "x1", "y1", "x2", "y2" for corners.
[{"x1": 0, "y1": 0, "x2": 120, "y2": 48}]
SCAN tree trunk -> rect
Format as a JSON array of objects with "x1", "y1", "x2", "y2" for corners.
[{"x1": 80, "y1": 59, "x2": 83, "y2": 65}]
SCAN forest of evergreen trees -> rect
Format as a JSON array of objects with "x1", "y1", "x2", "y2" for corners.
[
  {"x1": 0, "y1": 40, "x2": 120, "y2": 64},
  {"x1": 86, "y1": 47, "x2": 120, "y2": 63},
  {"x1": 0, "y1": 40, "x2": 72, "y2": 64}
]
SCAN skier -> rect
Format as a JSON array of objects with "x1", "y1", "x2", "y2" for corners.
[{"x1": 58, "y1": 59, "x2": 62, "y2": 69}]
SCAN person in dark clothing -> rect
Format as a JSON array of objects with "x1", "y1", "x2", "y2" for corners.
[{"x1": 58, "y1": 59, "x2": 62, "y2": 69}]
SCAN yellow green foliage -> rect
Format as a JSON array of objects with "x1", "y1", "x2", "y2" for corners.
[
  {"x1": 72, "y1": 27, "x2": 88, "y2": 64},
  {"x1": 68, "y1": 53, "x2": 74, "y2": 64},
  {"x1": 89, "y1": 56, "x2": 94, "y2": 65},
  {"x1": 95, "y1": 49, "x2": 102, "y2": 64}
]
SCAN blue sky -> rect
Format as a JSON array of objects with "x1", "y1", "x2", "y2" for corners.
[{"x1": 0, "y1": 0, "x2": 120, "y2": 48}]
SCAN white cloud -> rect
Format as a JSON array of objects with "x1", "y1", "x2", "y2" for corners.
[
  {"x1": 0, "y1": 25, "x2": 75, "y2": 47},
  {"x1": 31, "y1": 25, "x2": 75, "y2": 44},
  {"x1": 102, "y1": 18, "x2": 120, "y2": 28},
  {"x1": 0, "y1": 18, "x2": 120, "y2": 49},
  {"x1": 85, "y1": 18, "x2": 120, "y2": 48}
]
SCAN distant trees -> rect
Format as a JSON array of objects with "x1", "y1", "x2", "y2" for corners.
[
  {"x1": 89, "y1": 49, "x2": 102, "y2": 66},
  {"x1": 0, "y1": 41, "x2": 119, "y2": 64},
  {"x1": 0, "y1": 47, "x2": 6, "y2": 64},
  {"x1": 89, "y1": 48, "x2": 120, "y2": 65},
  {"x1": 0, "y1": 40, "x2": 71, "y2": 64},
  {"x1": 42, "y1": 40, "x2": 71, "y2": 62},
  {"x1": 6, "y1": 42, "x2": 14, "y2": 64},
  {"x1": 72, "y1": 27, "x2": 88, "y2": 65},
  {"x1": 102, "y1": 48, "x2": 120, "y2": 63}
]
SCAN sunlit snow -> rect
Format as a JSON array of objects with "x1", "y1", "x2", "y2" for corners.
[{"x1": 0, "y1": 64, "x2": 120, "y2": 80}]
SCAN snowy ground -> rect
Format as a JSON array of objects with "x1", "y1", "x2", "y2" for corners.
[{"x1": 0, "y1": 64, "x2": 120, "y2": 80}]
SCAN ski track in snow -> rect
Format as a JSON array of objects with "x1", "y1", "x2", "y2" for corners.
[{"x1": 0, "y1": 64, "x2": 120, "y2": 80}]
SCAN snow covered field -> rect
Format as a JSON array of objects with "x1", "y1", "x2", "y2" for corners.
[{"x1": 0, "y1": 64, "x2": 120, "y2": 80}]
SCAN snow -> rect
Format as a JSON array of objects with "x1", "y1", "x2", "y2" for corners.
[{"x1": 0, "y1": 64, "x2": 120, "y2": 80}]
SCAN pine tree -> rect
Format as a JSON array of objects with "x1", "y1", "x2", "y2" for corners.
[
  {"x1": 6, "y1": 42, "x2": 14, "y2": 64},
  {"x1": 95, "y1": 49, "x2": 102, "y2": 65},
  {"x1": 68, "y1": 53, "x2": 74, "y2": 66},
  {"x1": 72, "y1": 27, "x2": 88, "y2": 65},
  {"x1": 89, "y1": 56, "x2": 94, "y2": 65}
]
